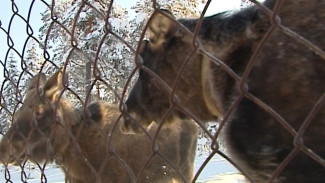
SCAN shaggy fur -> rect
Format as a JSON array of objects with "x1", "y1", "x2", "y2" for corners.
[{"x1": 123, "y1": 0, "x2": 325, "y2": 182}]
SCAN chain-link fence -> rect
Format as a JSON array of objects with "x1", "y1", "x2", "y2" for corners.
[{"x1": 0, "y1": 0, "x2": 324, "y2": 182}]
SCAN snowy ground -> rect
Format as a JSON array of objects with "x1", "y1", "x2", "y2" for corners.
[
  {"x1": 194, "y1": 154, "x2": 246, "y2": 183},
  {"x1": 0, "y1": 153, "x2": 246, "y2": 183}
]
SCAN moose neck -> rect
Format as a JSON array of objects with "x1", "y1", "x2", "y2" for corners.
[{"x1": 48, "y1": 98, "x2": 81, "y2": 164}]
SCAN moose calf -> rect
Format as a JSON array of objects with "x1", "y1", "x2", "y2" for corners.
[
  {"x1": 0, "y1": 72, "x2": 198, "y2": 183},
  {"x1": 123, "y1": 0, "x2": 325, "y2": 182}
]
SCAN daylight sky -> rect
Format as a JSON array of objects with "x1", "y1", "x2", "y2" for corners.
[{"x1": 0, "y1": 0, "x2": 247, "y2": 82}]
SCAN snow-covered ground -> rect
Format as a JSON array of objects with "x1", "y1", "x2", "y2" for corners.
[
  {"x1": 0, "y1": 164, "x2": 64, "y2": 183},
  {"x1": 194, "y1": 154, "x2": 246, "y2": 183}
]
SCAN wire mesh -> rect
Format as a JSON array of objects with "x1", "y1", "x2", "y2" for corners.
[{"x1": 0, "y1": 0, "x2": 324, "y2": 183}]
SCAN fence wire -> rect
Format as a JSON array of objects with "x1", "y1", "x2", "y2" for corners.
[{"x1": 0, "y1": 0, "x2": 324, "y2": 183}]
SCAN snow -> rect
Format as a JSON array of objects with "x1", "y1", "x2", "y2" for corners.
[
  {"x1": 110, "y1": 18, "x2": 121, "y2": 30},
  {"x1": 194, "y1": 154, "x2": 242, "y2": 182},
  {"x1": 0, "y1": 164, "x2": 64, "y2": 183},
  {"x1": 135, "y1": 13, "x2": 146, "y2": 24},
  {"x1": 79, "y1": 12, "x2": 87, "y2": 19}
]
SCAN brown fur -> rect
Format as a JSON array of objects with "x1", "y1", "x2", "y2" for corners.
[
  {"x1": 0, "y1": 72, "x2": 198, "y2": 183},
  {"x1": 124, "y1": 0, "x2": 325, "y2": 182}
]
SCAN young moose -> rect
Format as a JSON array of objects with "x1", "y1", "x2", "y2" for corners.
[
  {"x1": 0, "y1": 72, "x2": 198, "y2": 183},
  {"x1": 123, "y1": 0, "x2": 325, "y2": 182}
]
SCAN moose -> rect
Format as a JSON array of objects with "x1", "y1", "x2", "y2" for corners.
[
  {"x1": 0, "y1": 72, "x2": 198, "y2": 183},
  {"x1": 123, "y1": 0, "x2": 325, "y2": 182}
]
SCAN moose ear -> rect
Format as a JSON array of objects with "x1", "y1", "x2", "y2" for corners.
[
  {"x1": 148, "y1": 10, "x2": 178, "y2": 49},
  {"x1": 27, "y1": 73, "x2": 47, "y2": 91},
  {"x1": 43, "y1": 71, "x2": 67, "y2": 102}
]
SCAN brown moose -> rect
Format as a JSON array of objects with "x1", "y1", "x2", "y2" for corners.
[
  {"x1": 0, "y1": 72, "x2": 198, "y2": 183},
  {"x1": 123, "y1": 0, "x2": 325, "y2": 182}
]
